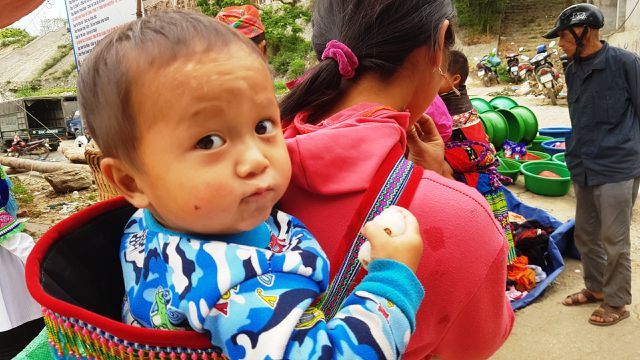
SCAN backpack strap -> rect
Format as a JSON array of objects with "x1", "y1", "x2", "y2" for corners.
[{"x1": 319, "y1": 144, "x2": 423, "y2": 319}]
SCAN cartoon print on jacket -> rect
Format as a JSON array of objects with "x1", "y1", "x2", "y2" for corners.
[{"x1": 121, "y1": 209, "x2": 417, "y2": 359}]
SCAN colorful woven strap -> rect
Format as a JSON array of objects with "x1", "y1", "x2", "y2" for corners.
[
  {"x1": 319, "y1": 155, "x2": 419, "y2": 319},
  {"x1": 0, "y1": 208, "x2": 22, "y2": 245}
]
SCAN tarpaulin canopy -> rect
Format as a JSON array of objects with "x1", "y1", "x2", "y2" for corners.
[{"x1": 0, "y1": 0, "x2": 46, "y2": 29}]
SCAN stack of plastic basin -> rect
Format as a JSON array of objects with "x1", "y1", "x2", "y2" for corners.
[
  {"x1": 471, "y1": 96, "x2": 539, "y2": 148},
  {"x1": 478, "y1": 110, "x2": 509, "y2": 150},
  {"x1": 509, "y1": 106, "x2": 539, "y2": 144},
  {"x1": 489, "y1": 96, "x2": 518, "y2": 110},
  {"x1": 470, "y1": 98, "x2": 493, "y2": 114}
]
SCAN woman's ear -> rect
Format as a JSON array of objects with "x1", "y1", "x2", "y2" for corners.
[
  {"x1": 100, "y1": 157, "x2": 150, "y2": 209},
  {"x1": 434, "y1": 20, "x2": 451, "y2": 69}
]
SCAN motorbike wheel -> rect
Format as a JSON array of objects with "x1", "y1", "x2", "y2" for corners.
[
  {"x1": 482, "y1": 76, "x2": 491, "y2": 87},
  {"x1": 37, "y1": 147, "x2": 50, "y2": 161},
  {"x1": 547, "y1": 87, "x2": 558, "y2": 105},
  {"x1": 527, "y1": 72, "x2": 536, "y2": 82}
]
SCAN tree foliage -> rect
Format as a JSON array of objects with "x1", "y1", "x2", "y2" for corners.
[
  {"x1": 197, "y1": 1, "x2": 312, "y2": 77},
  {"x1": 260, "y1": 4, "x2": 311, "y2": 77},
  {"x1": 453, "y1": 0, "x2": 507, "y2": 35},
  {"x1": 0, "y1": 28, "x2": 35, "y2": 48},
  {"x1": 196, "y1": 0, "x2": 252, "y2": 17}
]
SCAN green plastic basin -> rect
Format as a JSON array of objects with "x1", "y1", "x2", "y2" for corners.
[
  {"x1": 531, "y1": 135, "x2": 554, "y2": 152},
  {"x1": 480, "y1": 115, "x2": 495, "y2": 142},
  {"x1": 489, "y1": 96, "x2": 518, "y2": 110},
  {"x1": 552, "y1": 152, "x2": 566, "y2": 163},
  {"x1": 479, "y1": 110, "x2": 509, "y2": 150},
  {"x1": 520, "y1": 161, "x2": 571, "y2": 196},
  {"x1": 509, "y1": 106, "x2": 539, "y2": 144},
  {"x1": 496, "y1": 109, "x2": 524, "y2": 143},
  {"x1": 470, "y1": 98, "x2": 493, "y2": 114},
  {"x1": 497, "y1": 158, "x2": 521, "y2": 183}
]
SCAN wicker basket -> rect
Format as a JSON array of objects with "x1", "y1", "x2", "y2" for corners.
[{"x1": 85, "y1": 141, "x2": 120, "y2": 201}]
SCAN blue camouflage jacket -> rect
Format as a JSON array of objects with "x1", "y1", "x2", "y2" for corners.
[{"x1": 121, "y1": 208, "x2": 424, "y2": 359}]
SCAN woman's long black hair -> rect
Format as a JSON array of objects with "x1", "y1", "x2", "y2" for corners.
[{"x1": 280, "y1": 0, "x2": 456, "y2": 124}]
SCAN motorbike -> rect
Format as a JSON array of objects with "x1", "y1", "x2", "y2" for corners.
[
  {"x1": 506, "y1": 47, "x2": 526, "y2": 83},
  {"x1": 6, "y1": 136, "x2": 51, "y2": 160},
  {"x1": 531, "y1": 41, "x2": 562, "y2": 105},
  {"x1": 476, "y1": 49, "x2": 501, "y2": 87}
]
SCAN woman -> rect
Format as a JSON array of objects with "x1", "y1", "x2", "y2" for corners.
[{"x1": 279, "y1": 0, "x2": 514, "y2": 358}]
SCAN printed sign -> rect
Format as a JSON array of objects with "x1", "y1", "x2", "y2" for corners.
[{"x1": 64, "y1": 0, "x2": 137, "y2": 65}]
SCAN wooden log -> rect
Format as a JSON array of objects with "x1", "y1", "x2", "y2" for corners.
[
  {"x1": 61, "y1": 148, "x2": 87, "y2": 164},
  {"x1": 60, "y1": 142, "x2": 88, "y2": 164},
  {"x1": 0, "y1": 156, "x2": 91, "y2": 173},
  {"x1": 65, "y1": 152, "x2": 87, "y2": 164}
]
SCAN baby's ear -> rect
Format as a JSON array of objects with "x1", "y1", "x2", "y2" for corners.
[
  {"x1": 100, "y1": 157, "x2": 150, "y2": 209},
  {"x1": 452, "y1": 74, "x2": 462, "y2": 88}
]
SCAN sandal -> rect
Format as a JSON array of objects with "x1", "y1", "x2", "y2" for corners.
[
  {"x1": 589, "y1": 304, "x2": 630, "y2": 326},
  {"x1": 562, "y1": 288, "x2": 601, "y2": 306}
]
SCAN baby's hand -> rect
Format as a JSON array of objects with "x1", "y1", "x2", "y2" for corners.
[{"x1": 358, "y1": 206, "x2": 423, "y2": 272}]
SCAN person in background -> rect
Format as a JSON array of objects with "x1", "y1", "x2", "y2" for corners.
[
  {"x1": 439, "y1": 49, "x2": 517, "y2": 264},
  {"x1": 544, "y1": 3, "x2": 640, "y2": 326},
  {"x1": 0, "y1": 167, "x2": 43, "y2": 358},
  {"x1": 216, "y1": 4, "x2": 268, "y2": 59}
]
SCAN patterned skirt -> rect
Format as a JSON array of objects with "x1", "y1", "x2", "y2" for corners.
[{"x1": 484, "y1": 190, "x2": 517, "y2": 264}]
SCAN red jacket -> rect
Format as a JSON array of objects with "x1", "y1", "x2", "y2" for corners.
[{"x1": 280, "y1": 103, "x2": 514, "y2": 359}]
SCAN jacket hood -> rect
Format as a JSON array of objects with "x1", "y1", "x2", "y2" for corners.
[{"x1": 284, "y1": 103, "x2": 409, "y2": 195}]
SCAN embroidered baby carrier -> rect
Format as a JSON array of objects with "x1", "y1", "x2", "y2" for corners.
[
  {"x1": 26, "y1": 197, "x2": 225, "y2": 359},
  {"x1": 25, "y1": 107, "x2": 423, "y2": 359}
]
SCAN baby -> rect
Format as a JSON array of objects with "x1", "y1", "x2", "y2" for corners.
[{"x1": 78, "y1": 11, "x2": 424, "y2": 359}]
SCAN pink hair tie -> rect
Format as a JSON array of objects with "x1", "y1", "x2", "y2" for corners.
[{"x1": 321, "y1": 40, "x2": 359, "y2": 79}]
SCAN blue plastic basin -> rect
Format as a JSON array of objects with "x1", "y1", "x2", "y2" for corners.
[{"x1": 538, "y1": 127, "x2": 572, "y2": 139}]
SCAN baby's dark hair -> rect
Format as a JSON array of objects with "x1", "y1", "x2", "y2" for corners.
[
  {"x1": 280, "y1": 0, "x2": 455, "y2": 123},
  {"x1": 446, "y1": 50, "x2": 469, "y2": 87},
  {"x1": 78, "y1": 10, "x2": 261, "y2": 166}
]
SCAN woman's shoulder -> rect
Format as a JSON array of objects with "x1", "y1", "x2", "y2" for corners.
[{"x1": 410, "y1": 171, "x2": 505, "y2": 248}]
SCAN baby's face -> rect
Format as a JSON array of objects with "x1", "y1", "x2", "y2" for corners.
[{"x1": 130, "y1": 47, "x2": 291, "y2": 235}]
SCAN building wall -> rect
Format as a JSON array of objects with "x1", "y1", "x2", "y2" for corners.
[
  {"x1": 600, "y1": 0, "x2": 640, "y2": 55},
  {"x1": 590, "y1": 0, "x2": 640, "y2": 32},
  {"x1": 623, "y1": 0, "x2": 640, "y2": 29}
]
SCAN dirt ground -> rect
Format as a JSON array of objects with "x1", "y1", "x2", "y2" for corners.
[
  {"x1": 467, "y1": 82, "x2": 640, "y2": 359},
  {"x1": 5, "y1": 143, "x2": 98, "y2": 239}
]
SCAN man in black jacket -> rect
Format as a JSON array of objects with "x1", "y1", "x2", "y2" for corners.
[{"x1": 544, "y1": 3, "x2": 640, "y2": 326}]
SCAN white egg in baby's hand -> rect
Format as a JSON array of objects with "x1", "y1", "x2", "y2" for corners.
[
  {"x1": 358, "y1": 241, "x2": 371, "y2": 270},
  {"x1": 371, "y1": 206, "x2": 406, "y2": 237}
]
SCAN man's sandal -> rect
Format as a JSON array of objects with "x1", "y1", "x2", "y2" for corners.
[
  {"x1": 589, "y1": 304, "x2": 630, "y2": 326},
  {"x1": 562, "y1": 288, "x2": 601, "y2": 306}
]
